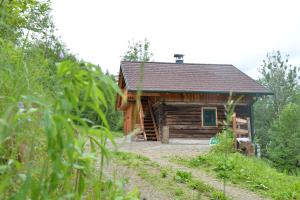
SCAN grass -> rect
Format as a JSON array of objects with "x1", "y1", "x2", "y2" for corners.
[
  {"x1": 171, "y1": 152, "x2": 300, "y2": 200},
  {"x1": 111, "y1": 131, "x2": 124, "y2": 138},
  {"x1": 112, "y1": 151, "x2": 229, "y2": 200}
]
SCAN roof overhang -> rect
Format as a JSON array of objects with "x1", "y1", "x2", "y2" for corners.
[{"x1": 127, "y1": 89, "x2": 274, "y2": 96}]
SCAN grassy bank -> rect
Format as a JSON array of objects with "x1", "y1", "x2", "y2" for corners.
[
  {"x1": 171, "y1": 152, "x2": 300, "y2": 200},
  {"x1": 112, "y1": 151, "x2": 229, "y2": 200}
]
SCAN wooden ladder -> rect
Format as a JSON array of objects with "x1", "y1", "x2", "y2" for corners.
[{"x1": 232, "y1": 113, "x2": 254, "y2": 155}]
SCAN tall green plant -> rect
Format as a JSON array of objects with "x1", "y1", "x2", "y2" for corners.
[
  {"x1": 0, "y1": 0, "x2": 138, "y2": 198},
  {"x1": 211, "y1": 94, "x2": 242, "y2": 197},
  {"x1": 0, "y1": 59, "x2": 137, "y2": 199}
]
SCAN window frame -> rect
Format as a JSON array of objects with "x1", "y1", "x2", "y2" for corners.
[{"x1": 201, "y1": 107, "x2": 218, "y2": 127}]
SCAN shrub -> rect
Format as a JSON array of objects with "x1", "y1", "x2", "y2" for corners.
[{"x1": 268, "y1": 103, "x2": 300, "y2": 173}]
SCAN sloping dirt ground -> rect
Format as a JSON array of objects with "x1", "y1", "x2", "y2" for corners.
[{"x1": 107, "y1": 138, "x2": 268, "y2": 200}]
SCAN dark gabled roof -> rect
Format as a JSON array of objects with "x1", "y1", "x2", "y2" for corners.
[{"x1": 120, "y1": 61, "x2": 272, "y2": 95}]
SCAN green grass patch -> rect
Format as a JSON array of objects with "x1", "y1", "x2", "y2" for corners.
[
  {"x1": 171, "y1": 152, "x2": 300, "y2": 200},
  {"x1": 112, "y1": 151, "x2": 229, "y2": 200},
  {"x1": 111, "y1": 131, "x2": 124, "y2": 138}
]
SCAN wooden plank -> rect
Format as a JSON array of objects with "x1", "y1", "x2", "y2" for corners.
[
  {"x1": 170, "y1": 134, "x2": 214, "y2": 139},
  {"x1": 235, "y1": 128, "x2": 248, "y2": 135},
  {"x1": 168, "y1": 125, "x2": 202, "y2": 129},
  {"x1": 247, "y1": 117, "x2": 252, "y2": 141},
  {"x1": 236, "y1": 118, "x2": 247, "y2": 124},
  {"x1": 170, "y1": 129, "x2": 222, "y2": 134}
]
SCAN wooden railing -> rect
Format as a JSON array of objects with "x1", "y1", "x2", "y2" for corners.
[
  {"x1": 232, "y1": 113, "x2": 252, "y2": 149},
  {"x1": 138, "y1": 101, "x2": 147, "y2": 141},
  {"x1": 148, "y1": 100, "x2": 159, "y2": 141}
]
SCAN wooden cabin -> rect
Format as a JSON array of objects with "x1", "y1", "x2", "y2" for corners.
[{"x1": 116, "y1": 60, "x2": 272, "y2": 142}]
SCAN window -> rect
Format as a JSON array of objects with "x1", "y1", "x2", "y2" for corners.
[{"x1": 202, "y1": 107, "x2": 217, "y2": 127}]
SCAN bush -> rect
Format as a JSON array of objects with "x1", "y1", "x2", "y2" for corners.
[{"x1": 268, "y1": 103, "x2": 300, "y2": 173}]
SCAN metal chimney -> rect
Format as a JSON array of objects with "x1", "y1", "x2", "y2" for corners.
[{"x1": 174, "y1": 54, "x2": 184, "y2": 64}]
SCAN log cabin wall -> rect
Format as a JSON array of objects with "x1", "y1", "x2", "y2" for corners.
[
  {"x1": 150, "y1": 93, "x2": 252, "y2": 139},
  {"x1": 122, "y1": 92, "x2": 253, "y2": 139},
  {"x1": 164, "y1": 104, "x2": 223, "y2": 139},
  {"x1": 162, "y1": 104, "x2": 250, "y2": 139}
]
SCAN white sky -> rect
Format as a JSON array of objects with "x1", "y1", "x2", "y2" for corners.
[{"x1": 51, "y1": 0, "x2": 300, "y2": 79}]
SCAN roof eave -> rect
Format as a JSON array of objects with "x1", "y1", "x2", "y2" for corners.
[
  {"x1": 127, "y1": 88, "x2": 274, "y2": 96},
  {"x1": 119, "y1": 63, "x2": 130, "y2": 89}
]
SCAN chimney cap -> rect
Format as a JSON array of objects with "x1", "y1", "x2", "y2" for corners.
[
  {"x1": 174, "y1": 54, "x2": 184, "y2": 58},
  {"x1": 174, "y1": 54, "x2": 184, "y2": 64}
]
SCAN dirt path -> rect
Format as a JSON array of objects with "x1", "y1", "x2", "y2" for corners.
[
  {"x1": 111, "y1": 138, "x2": 268, "y2": 200},
  {"x1": 103, "y1": 162, "x2": 170, "y2": 200}
]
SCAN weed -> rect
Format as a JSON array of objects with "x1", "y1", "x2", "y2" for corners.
[
  {"x1": 160, "y1": 168, "x2": 168, "y2": 178},
  {"x1": 211, "y1": 191, "x2": 227, "y2": 200},
  {"x1": 174, "y1": 188, "x2": 184, "y2": 196},
  {"x1": 188, "y1": 179, "x2": 211, "y2": 192},
  {"x1": 174, "y1": 170, "x2": 192, "y2": 183}
]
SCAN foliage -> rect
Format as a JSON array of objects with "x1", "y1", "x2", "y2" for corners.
[
  {"x1": 211, "y1": 94, "x2": 239, "y2": 154},
  {"x1": 210, "y1": 94, "x2": 240, "y2": 197},
  {"x1": 0, "y1": 58, "x2": 136, "y2": 199},
  {"x1": 211, "y1": 130, "x2": 234, "y2": 154},
  {"x1": 0, "y1": 0, "x2": 135, "y2": 199},
  {"x1": 174, "y1": 170, "x2": 192, "y2": 183},
  {"x1": 122, "y1": 38, "x2": 153, "y2": 62},
  {"x1": 160, "y1": 167, "x2": 168, "y2": 178},
  {"x1": 171, "y1": 153, "x2": 300, "y2": 200},
  {"x1": 78, "y1": 67, "x2": 123, "y2": 131},
  {"x1": 268, "y1": 103, "x2": 300, "y2": 173},
  {"x1": 259, "y1": 51, "x2": 299, "y2": 114},
  {"x1": 255, "y1": 51, "x2": 300, "y2": 156}
]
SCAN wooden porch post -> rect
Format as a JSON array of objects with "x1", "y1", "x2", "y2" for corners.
[
  {"x1": 158, "y1": 101, "x2": 165, "y2": 141},
  {"x1": 162, "y1": 126, "x2": 169, "y2": 144}
]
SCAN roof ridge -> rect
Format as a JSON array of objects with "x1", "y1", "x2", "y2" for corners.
[{"x1": 120, "y1": 60, "x2": 233, "y2": 66}]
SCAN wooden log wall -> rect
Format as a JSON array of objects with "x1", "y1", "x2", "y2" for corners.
[
  {"x1": 147, "y1": 93, "x2": 253, "y2": 105},
  {"x1": 153, "y1": 103, "x2": 250, "y2": 139},
  {"x1": 122, "y1": 93, "x2": 253, "y2": 138}
]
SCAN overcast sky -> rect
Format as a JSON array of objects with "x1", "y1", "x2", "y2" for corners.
[{"x1": 51, "y1": 0, "x2": 300, "y2": 79}]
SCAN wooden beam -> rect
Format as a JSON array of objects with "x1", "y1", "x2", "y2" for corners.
[
  {"x1": 235, "y1": 128, "x2": 249, "y2": 135},
  {"x1": 236, "y1": 118, "x2": 247, "y2": 124}
]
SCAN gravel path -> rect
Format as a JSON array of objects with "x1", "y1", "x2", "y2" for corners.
[
  {"x1": 103, "y1": 162, "x2": 170, "y2": 200},
  {"x1": 111, "y1": 138, "x2": 268, "y2": 200}
]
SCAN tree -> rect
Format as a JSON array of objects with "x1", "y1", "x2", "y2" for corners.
[
  {"x1": 122, "y1": 38, "x2": 153, "y2": 61},
  {"x1": 254, "y1": 51, "x2": 300, "y2": 157},
  {"x1": 259, "y1": 51, "x2": 299, "y2": 114},
  {"x1": 0, "y1": 0, "x2": 53, "y2": 43},
  {"x1": 268, "y1": 103, "x2": 300, "y2": 173}
]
